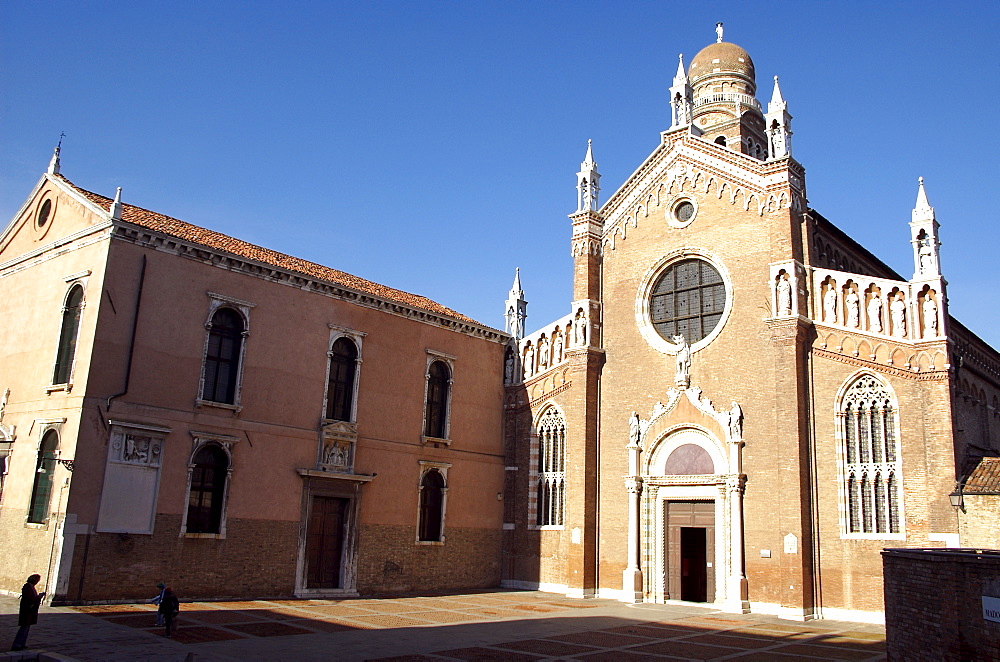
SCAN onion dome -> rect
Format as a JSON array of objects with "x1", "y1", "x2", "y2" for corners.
[{"x1": 688, "y1": 42, "x2": 756, "y2": 83}]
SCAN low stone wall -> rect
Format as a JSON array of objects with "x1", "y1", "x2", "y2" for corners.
[{"x1": 882, "y1": 548, "x2": 1000, "y2": 661}]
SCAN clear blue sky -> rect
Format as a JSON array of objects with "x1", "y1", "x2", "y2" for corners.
[{"x1": 3, "y1": 2, "x2": 998, "y2": 346}]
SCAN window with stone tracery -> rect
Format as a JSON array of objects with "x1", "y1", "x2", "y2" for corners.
[
  {"x1": 535, "y1": 408, "x2": 565, "y2": 527},
  {"x1": 838, "y1": 374, "x2": 902, "y2": 536}
]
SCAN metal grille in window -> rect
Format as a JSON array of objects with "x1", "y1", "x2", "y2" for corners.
[
  {"x1": 650, "y1": 259, "x2": 725, "y2": 346},
  {"x1": 674, "y1": 201, "x2": 695, "y2": 223},
  {"x1": 840, "y1": 374, "x2": 902, "y2": 534},
  {"x1": 536, "y1": 408, "x2": 566, "y2": 526}
]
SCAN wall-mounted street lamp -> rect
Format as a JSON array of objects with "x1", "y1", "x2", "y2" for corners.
[{"x1": 949, "y1": 483, "x2": 964, "y2": 510}]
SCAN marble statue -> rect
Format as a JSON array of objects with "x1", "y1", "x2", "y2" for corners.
[{"x1": 776, "y1": 277, "x2": 792, "y2": 316}]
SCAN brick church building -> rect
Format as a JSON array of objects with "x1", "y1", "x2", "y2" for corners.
[
  {"x1": 1, "y1": 27, "x2": 997, "y2": 620},
  {"x1": 500, "y1": 27, "x2": 1000, "y2": 622}
]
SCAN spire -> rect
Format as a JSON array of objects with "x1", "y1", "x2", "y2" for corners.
[
  {"x1": 669, "y1": 54, "x2": 694, "y2": 129},
  {"x1": 110, "y1": 187, "x2": 124, "y2": 220},
  {"x1": 910, "y1": 177, "x2": 941, "y2": 279},
  {"x1": 47, "y1": 134, "x2": 64, "y2": 175},
  {"x1": 764, "y1": 75, "x2": 793, "y2": 160},
  {"x1": 716, "y1": 22, "x2": 724, "y2": 43},
  {"x1": 575, "y1": 140, "x2": 601, "y2": 213},
  {"x1": 504, "y1": 267, "x2": 528, "y2": 340}
]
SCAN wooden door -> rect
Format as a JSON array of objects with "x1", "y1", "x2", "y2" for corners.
[
  {"x1": 665, "y1": 500, "x2": 715, "y2": 602},
  {"x1": 306, "y1": 496, "x2": 348, "y2": 589}
]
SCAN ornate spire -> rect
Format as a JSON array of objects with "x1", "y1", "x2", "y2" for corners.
[
  {"x1": 47, "y1": 134, "x2": 64, "y2": 175},
  {"x1": 575, "y1": 140, "x2": 600, "y2": 213},
  {"x1": 764, "y1": 75, "x2": 793, "y2": 160},
  {"x1": 669, "y1": 53, "x2": 694, "y2": 130},
  {"x1": 110, "y1": 187, "x2": 124, "y2": 220},
  {"x1": 504, "y1": 267, "x2": 528, "y2": 340},
  {"x1": 910, "y1": 177, "x2": 941, "y2": 279},
  {"x1": 674, "y1": 53, "x2": 687, "y2": 83}
]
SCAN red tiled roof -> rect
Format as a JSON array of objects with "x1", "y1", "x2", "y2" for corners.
[
  {"x1": 964, "y1": 457, "x2": 1000, "y2": 494},
  {"x1": 56, "y1": 175, "x2": 481, "y2": 325}
]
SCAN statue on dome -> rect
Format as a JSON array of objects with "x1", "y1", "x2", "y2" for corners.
[{"x1": 716, "y1": 22, "x2": 724, "y2": 43}]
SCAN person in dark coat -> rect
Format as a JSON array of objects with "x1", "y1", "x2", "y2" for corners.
[
  {"x1": 157, "y1": 587, "x2": 180, "y2": 637},
  {"x1": 10, "y1": 574, "x2": 44, "y2": 651}
]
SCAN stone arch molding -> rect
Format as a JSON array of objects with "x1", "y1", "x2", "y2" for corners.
[
  {"x1": 602, "y1": 157, "x2": 801, "y2": 254},
  {"x1": 622, "y1": 385, "x2": 749, "y2": 612}
]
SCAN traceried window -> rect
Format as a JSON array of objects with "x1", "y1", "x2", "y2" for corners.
[
  {"x1": 53, "y1": 284, "x2": 84, "y2": 385},
  {"x1": 650, "y1": 259, "x2": 726, "y2": 346},
  {"x1": 418, "y1": 468, "x2": 446, "y2": 542},
  {"x1": 326, "y1": 337, "x2": 358, "y2": 422},
  {"x1": 28, "y1": 431, "x2": 59, "y2": 523},
  {"x1": 536, "y1": 408, "x2": 566, "y2": 527},
  {"x1": 424, "y1": 360, "x2": 451, "y2": 439},
  {"x1": 185, "y1": 444, "x2": 230, "y2": 535},
  {"x1": 202, "y1": 308, "x2": 245, "y2": 405},
  {"x1": 839, "y1": 374, "x2": 902, "y2": 535}
]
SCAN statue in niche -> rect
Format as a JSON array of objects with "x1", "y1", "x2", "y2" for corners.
[
  {"x1": 575, "y1": 310, "x2": 588, "y2": 346},
  {"x1": 523, "y1": 344, "x2": 534, "y2": 378},
  {"x1": 538, "y1": 336, "x2": 549, "y2": 369},
  {"x1": 629, "y1": 411, "x2": 640, "y2": 447},
  {"x1": 823, "y1": 286, "x2": 838, "y2": 324},
  {"x1": 923, "y1": 297, "x2": 938, "y2": 338},
  {"x1": 0, "y1": 388, "x2": 8, "y2": 422},
  {"x1": 845, "y1": 289, "x2": 860, "y2": 328},
  {"x1": 776, "y1": 276, "x2": 792, "y2": 316},
  {"x1": 918, "y1": 237, "x2": 934, "y2": 274},
  {"x1": 890, "y1": 295, "x2": 907, "y2": 338},
  {"x1": 553, "y1": 330, "x2": 564, "y2": 364},
  {"x1": 868, "y1": 294, "x2": 883, "y2": 333},
  {"x1": 673, "y1": 334, "x2": 691, "y2": 388},
  {"x1": 504, "y1": 352, "x2": 514, "y2": 383},
  {"x1": 728, "y1": 401, "x2": 743, "y2": 441}
]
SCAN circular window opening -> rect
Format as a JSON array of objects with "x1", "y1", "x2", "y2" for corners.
[
  {"x1": 650, "y1": 258, "x2": 726, "y2": 346},
  {"x1": 37, "y1": 199, "x2": 52, "y2": 228},
  {"x1": 674, "y1": 201, "x2": 695, "y2": 224}
]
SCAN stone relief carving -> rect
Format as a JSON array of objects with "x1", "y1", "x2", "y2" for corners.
[
  {"x1": 322, "y1": 441, "x2": 351, "y2": 469},
  {"x1": 112, "y1": 432, "x2": 162, "y2": 466},
  {"x1": 319, "y1": 421, "x2": 358, "y2": 472}
]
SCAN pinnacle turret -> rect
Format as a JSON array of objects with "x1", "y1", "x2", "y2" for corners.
[
  {"x1": 504, "y1": 267, "x2": 528, "y2": 340},
  {"x1": 575, "y1": 140, "x2": 600, "y2": 213},
  {"x1": 910, "y1": 177, "x2": 941, "y2": 279}
]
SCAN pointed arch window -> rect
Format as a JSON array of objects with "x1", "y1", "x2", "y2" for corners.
[
  {"x1": 839, "y1": 374, "x2": 902, "y2": 536},
  {"x1": 418, "y1": 468, "x2": 446, "y2": 542},
  {"x1": 535, "y1": 408, "x2": 566, "y2": 527},
  {"x1": 326, "y1": 337, "x2": 359, "y2": 422},
  {"x1": 28, "y1": 431, "x2": 59, "y2": 523},
  {"x1": 202, "y1": 308, "x2": 245, "y2": 405},
  {"x1": 53, "y1": 285, "x2": 84, "y2": 385}
]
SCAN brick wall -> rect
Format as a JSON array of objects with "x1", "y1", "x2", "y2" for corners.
[
  {"x1": 959, "y1": 496, "x2": 1000, "y2": 548},
  {"x1": 356, "y1": 524, "x2": 500, "y2": 595},
  {"x1": 882, "y1": 548, "x2": 1000, "y2": 661}
]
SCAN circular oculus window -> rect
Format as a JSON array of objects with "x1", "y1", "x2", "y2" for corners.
[
  {"x1": 37, "y1": 199, "x2": 52, "y2": 228},
  {"x1": 667, "y1": 198, "x2": 697, "y2": 228},
  {"x1": 648, "y1": 257, "x2": 726, "y2": 347}
]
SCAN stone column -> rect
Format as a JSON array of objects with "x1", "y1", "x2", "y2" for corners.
[
  {"x1": 623, "y1": 476, "x2": 644, "y2": 603},
  {"x1": 726, "y1": 474, "x2": 750, "y2": 613}
]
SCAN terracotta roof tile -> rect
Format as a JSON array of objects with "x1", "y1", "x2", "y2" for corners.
[
  {"x1": 56, "y1": 175, "x2": 481, "y2": 326},
  {"x1": 964, "y1": 457, "x2": 1000, "y2": 494}
]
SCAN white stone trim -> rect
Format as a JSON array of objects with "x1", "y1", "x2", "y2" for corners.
[
  {"x1": 415, "y1": 461, "x2": 450, "y2": 544},
  {"x1": 197, "y1": 293, "x2": 253, "y2": 408},
  {"x1": 95, "y1": 422, "x2": 168, "y2": 534},
  {"x1": 421, "y1": 353, "x2": 454, "y2": 444},
  {"x1": 49, "y1": 279, "x2": 89, "y2": 389},
  {"x1": 178, "y1": 432, "x2": 238, "y2": 538},
  {"x1": 322, "y1": 326, "x2": 365, "y2": 425}
]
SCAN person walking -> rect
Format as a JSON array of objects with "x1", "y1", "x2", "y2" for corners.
[
  {"x1": 10, "y1": 574, "x2": 44, "y2": 651},
  {"x1": 158, "y1": 587, "x2": 179, "y2": 637},
  {"x1": 151, "y1": 582, "x2": 166, "y2": 626}
]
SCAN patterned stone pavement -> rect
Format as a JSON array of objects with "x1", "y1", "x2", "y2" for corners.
[{"x1": 0, "y1": 590, "x2": 886, "y2": 661}]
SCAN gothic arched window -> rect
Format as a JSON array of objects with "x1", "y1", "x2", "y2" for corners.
[
  {"x1": 28, "y1": 431, "x2": 59, "y2": 523},
  {"x1": 326, "y1": 337, "x2": 358, "y2": 422},
  {"x1": 418, "y1": 469, "x2": 445, "y2": 542},
  {"x1": 838, "y1": 374, "x2": 902, "y2": 535},
  {"x1": 202, "y1": 308, "x2": 245, "y2": 405},
  {"x1": 536, "y1": 408, "x2": 566, "y2": 527},
  {"x1": 53, "y1": 284, "x2": 84, "y2": 385},
  {"x1": 424, "y1": 360, "x2": 451, "y2": 439},
  {"x1": 185, "y1": 444, "x2": 230, "y2": 534}
]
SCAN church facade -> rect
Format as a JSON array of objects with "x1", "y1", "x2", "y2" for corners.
[{"x1": 501, "y1": 28, "x2": 1000, "y2": 621}]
